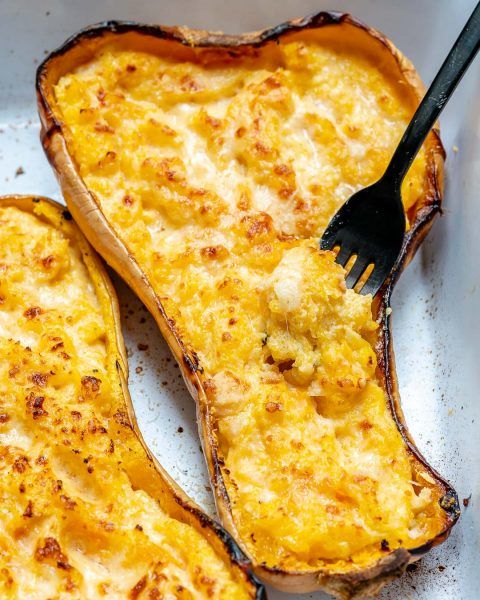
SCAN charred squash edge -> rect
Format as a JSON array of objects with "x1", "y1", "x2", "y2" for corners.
[
  {"x1": 36, "y1": 12, "x2": 460, "y2": 598},
  {"x1": 0, "y1": 194, "x2": 264, "y2": 600}
]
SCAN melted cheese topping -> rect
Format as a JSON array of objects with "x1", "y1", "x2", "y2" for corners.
[
  {"x1": 53, "y1": 37, "x2": 445, "y2": 572},
  {"x1": 0, "y1": 204, "x2": 249, "y2": 599}
]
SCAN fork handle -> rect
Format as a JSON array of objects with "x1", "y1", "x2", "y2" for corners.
[{"x1": 383, "y1": 1, "x2": 480, "y2": 189}]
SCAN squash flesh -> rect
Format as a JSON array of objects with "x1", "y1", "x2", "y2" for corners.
[
  {"x1": 52, "y1": 37, "x2": 447, "y2": 573},
  {"x1": 0, "y1": 202, "x2": 251, "y2": 599}
]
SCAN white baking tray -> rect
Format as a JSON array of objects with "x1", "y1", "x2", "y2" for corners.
[{"x1": 0, "y1": 0, "x2": 478, "y2": 598}]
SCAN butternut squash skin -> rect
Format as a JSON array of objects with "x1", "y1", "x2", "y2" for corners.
[
  {"x1": 36, "y1": 13, "x2": 460, "y2": 598},
  {"x1": 0, "y1": 195, "x2": 263, "y2": 600}
]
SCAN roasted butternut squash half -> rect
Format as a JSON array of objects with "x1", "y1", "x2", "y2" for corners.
[
  {"x1": 0, "y1": 196, "x2": 262, "y2": 599},
  {"x1": 37, "y1": 13, "x2": 460, "y2": 598}
]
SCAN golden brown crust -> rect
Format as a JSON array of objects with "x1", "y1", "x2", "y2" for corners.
[
  {"x1": 36, "y1": 13, "x2": 459, "y2": 598},
  {"x1": 0, "y1": 195, "x2": 264, "y2": 600}
]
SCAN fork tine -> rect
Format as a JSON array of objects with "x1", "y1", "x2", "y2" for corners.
[
  {"x1": 345, "y1": 255, "x2": 370, "y2": 289},
  {"x1": 319, "y1": 224, "x2": 339, "y2": 251},
  {"x1": 335, "y1": 245, "x2": 354, "y2": 267},
  {"x1": 358, "y1": 263, "x2": 385, "y2": 296}
]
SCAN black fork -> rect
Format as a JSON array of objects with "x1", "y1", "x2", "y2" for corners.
[{"x1": 320, "y1": 1, "x2": 480, "y2": 296}]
